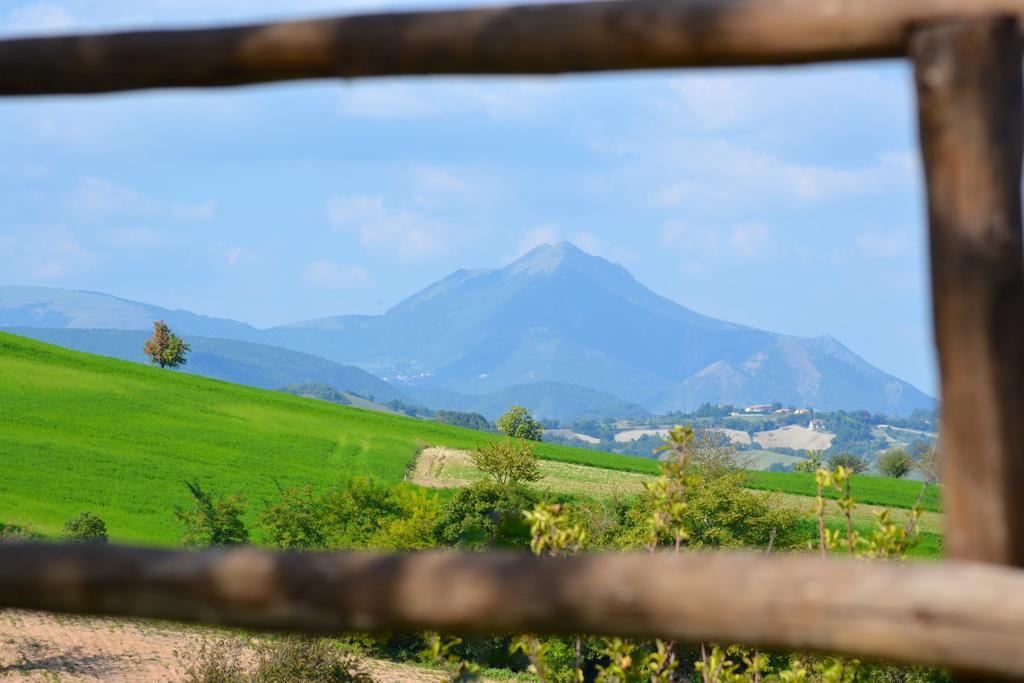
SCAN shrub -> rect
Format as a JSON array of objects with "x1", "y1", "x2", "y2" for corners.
[
  {"x1": 254, "y1": 637, "x2": 372, "y2": 683},
  {"x1": 0, "y1": 523, "x2": 34, "y2": 543},
  {"x1": 827, "y1": 452, "x2": 868, "y2": 474},
  {"x1": 319, "y1": 475, "x2": 402, "y2": 548},
  {"x1": 496, "y1": 406, "x2": 544, "y2": 441},
  {"x1": 436, "y1": 480, "x2": 539, "y2": 549},
  {"x1": 470, "y1": 438, "x2": 542, "y2": 486},
  {"x1": 377, "y1": 487, "x2": 443, "y2": 550},
  {"x1": 63, "y1": 511, "x2": 108, "y2": 543},
  {"x1": 181, "y1": 639, "x2": 248, "y2": 683},
  {"x1": 260, "y1": 485, "x2": 326, "y2": 549},
  {"x1": 877, "y1": 448, "x2": 914, "y2": 479},
  {"x1": 175, "y1": 481, "x2": 249, "y2": 547}
]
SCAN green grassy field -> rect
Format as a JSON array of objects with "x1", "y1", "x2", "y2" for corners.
[
  {"x1": 0, "y1": 332, "x2": 651, "y2": 545},
  {"x1": 746, "y1": 470, "x2": 941, "y2": 513},
  {"x1": 0, "y1": 331, "x2": 940, "y2": 547}
]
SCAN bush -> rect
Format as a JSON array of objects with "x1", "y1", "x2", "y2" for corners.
[
  {"x1": 377, "y1": 487, "x2": 443, "y2": 550},
  {"x1": 436, "y1": 480, "x2": 539, "y2": 549},
  {"x1": 181, "y1": 637, "x2": 372, "y2": 683},
  {"x1": 470, "y1": 439, "x2": 542, "y2": 486},
  {"x1": 877, "y1": 448, "x2": 914, "y2": 479},
  {"x1": 63, "y1": 511, "x2": 108, "y2": 543},
  {"x1": 254, "y1": 637, "x2": 372, "y2": 683},
  {"x1": 0, "y1": 523, "x2": 34, "y2": 543},
  {"x1": 827, "y1": 452, "x2": 868, "y2": 474},
  {"x1": 319, "y1": 475, "x2": 402, "y2": 548},
  {"x1": 175, "y1": 481, "x2": 249, "y2": 547},
  {"x1": 260, "y1": 485, "x2": 326, "y2": 550},
  {"x1": 182, "y1": 639, "x2": 248, "y2": 683},
  {"x1": 496, "y1": 406, "x2": 544, "y2": 441}
]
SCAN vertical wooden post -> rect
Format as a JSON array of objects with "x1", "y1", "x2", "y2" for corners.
[{"x1": 911, "y1": 17, "x2": 1024, "y2": 566}]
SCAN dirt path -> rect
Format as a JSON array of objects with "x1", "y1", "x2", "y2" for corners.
[
  {"x1": 0, "y1": 610, "x2": 443, "y2": 682},
  {"x1": 409, "y1": 447, "x2": 475, "y2": 488}
]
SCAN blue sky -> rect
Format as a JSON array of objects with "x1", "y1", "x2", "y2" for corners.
[{"x1": 0, "y1": 1, "x2": 936, "y2": 395}]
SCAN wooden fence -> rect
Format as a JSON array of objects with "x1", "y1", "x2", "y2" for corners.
[{"x1": 2, "y1": 0, "x2": 1024, "y2": 678}]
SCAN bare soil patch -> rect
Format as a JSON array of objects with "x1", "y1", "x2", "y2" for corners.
[{"x1": 0, "y1": 610, "x2": 442, "y2": 682}]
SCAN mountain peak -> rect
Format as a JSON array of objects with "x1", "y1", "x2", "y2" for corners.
[{"x1": 505, "y1": 241, "x2": 603, "y2": 277}]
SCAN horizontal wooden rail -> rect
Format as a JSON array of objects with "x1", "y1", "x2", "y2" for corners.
[
  {"x1": 2, "y1": 544, "x2": 1024, "y2": 678},
  {"x1": 2, "y1": 0, "x2": 1024, "y2": 95}
]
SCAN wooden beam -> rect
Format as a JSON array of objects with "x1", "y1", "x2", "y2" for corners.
[
  {"x1": 3, "y1": 545, "x2": 1024, "y2": 677},
  {"x1": 911, "y1": 18, "x2": 1024, "y2": 566},
  {"x1": 3, "y1": 0, "x2": 1024, "y2": 95}
]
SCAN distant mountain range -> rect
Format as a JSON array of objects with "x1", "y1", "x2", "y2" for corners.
[{"x1": 0, "y1": 243, "x2": 935, "y2": 417}]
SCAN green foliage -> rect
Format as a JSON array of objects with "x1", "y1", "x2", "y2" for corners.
[
  {"x1": 471, "y1": 438, "x2": 542, "y2": 486},
  {"x1": 63, "y1": 511, "x2": 107, "y2": 543},
  {"x1": 378, "y1": 487, "x2": 444, "y2": 551},
  {"x1": 877, "y1": 448, "x2": 914, "y2": 479},
  {"x1": 827, "y1": 452, "x2": 868, "y2": 474},
  {"x1": 436, "y1": 410, "x2": 493, "y2": 432},
  {"x1": 278, "y1": 383, "x2": 350, "y2": 405},
  {"x1": 143, "y1": 319, "x2": 191, "y2": 369},
  {"x1": 260, "y1": 485, "x2": 326, "y2": 549},
  {"x1": 175, "y1": 481, "x2": 249, "y2": 547},
  {"x1": 436, "y1": 480, "x2": 538, "y2": 549},
  {"x1": 497, "y1": 405, "x2": 544, "y2": 441},
  {"x1": 424, "y1": 633, "x2": 482, "y2": 682},
  {"x1": 793, "y1": 451, "x2": 823, "y2": 473}
]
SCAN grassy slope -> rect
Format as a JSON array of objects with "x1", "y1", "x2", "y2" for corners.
[
  {"x1": 0, "y1": 331, "x2": 940, "y2": 546},
  {"x1": 0, "y1": 332, "x2": 646, "y2": 545}
]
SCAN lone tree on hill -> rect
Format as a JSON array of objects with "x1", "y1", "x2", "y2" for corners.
[
  {"x1": 496, "y1": 405, "x2": 544, "y2": 441},
  {"x1": 143, "y1": 320, "x2": 191, "y2": 368},
  {"x1": 471, "y1": 438, "x2": 542, "y2": 486}
]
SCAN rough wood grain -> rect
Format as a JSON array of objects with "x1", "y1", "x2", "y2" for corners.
[
  {"x1": 3, "y1": 0, "x2": 1024, "y2": 94},
  {"x1": 911, "y1": 18, "x2": 1024, "y2": 566},
  {"x1": 3, "y1": 545, "x2": 1024, "y2": 678}
]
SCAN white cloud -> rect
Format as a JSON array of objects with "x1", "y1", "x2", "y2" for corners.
[
  {"x1": 339, "y1": 86, "x2": 441, "y2": 118},
  {"x1": 412, "y1": 166, "x2": 470, "y2": 195},
  {"x1": 0, "y1": 226, "x2": 97, "y2": 279},
  {"x1": 338, "y1": 79, "x2": 559, "y2": 121},
  {"x1": 222, "y1": 245, "x2": 267, "y2": 267},
  {"x1": 104, "y1": 227, "x2": 166, "y2": 249},
  {"x1": 854, "y1": 231, "x2": 912, "y2": 259},
  {"x1": 302, "y1": 260, "x2": 369, "y2": 290},
  {"x1": 649, "y1": 142, "x2": 915, "y2": 207},
  {"x1": 661, "y1": 219, "x2": 776, "y2": 264},
  {"x1": 71, "y1": 177, "x2": 215, "y2": 221},
  {"x1": 517, "y1": 224, "x2": 562, "y2": 256},
  {"x1": 327, "y1": 194, "x2": 445, "y2": 261},
  {"x1": 3, "y1": 3, "x2": 76, "y2": 36},
  {"x1": 567, "y1": 230, "x2": 638, "y2": 265},
  {"x1": 666, "y1": 77, "x2": 751, "y2": 131}
]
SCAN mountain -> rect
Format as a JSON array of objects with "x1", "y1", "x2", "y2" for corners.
[
  {"x1": 0, "y1": 286, "x2": 262, "y2": 341},
  {"x1": 2, "y1": 327, "x2": 410, "y2": 403},
  {"x1": 0, "y1": 244, "x2": 935, "y2": 416},
  {"x1": 269, "y1": 243, "x2": 934, "y2": 416}
]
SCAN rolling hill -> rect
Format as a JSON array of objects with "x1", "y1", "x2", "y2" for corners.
[
  {"x1": 2, "y1": 327, "x2": 410, "y2": 403},
  {"x1": 0, "y1": 331, "x2": 655, "y2": 545}
]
